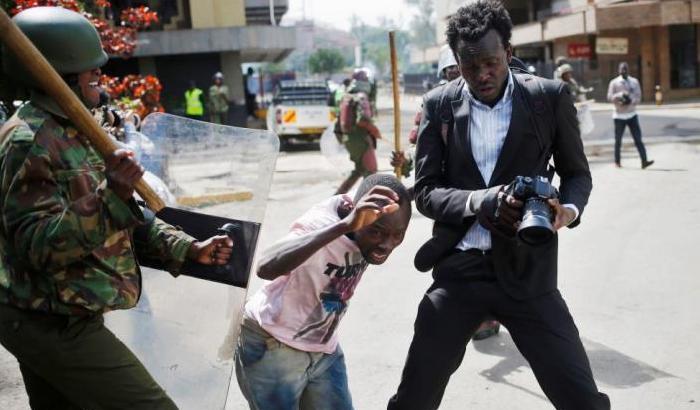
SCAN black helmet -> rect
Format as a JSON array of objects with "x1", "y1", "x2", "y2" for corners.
[{"x1": 2, "y1": 7, "x2": 108, "y2": 85}]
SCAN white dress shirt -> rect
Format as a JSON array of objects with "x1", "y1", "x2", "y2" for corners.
[{"x1": 457, "y1": 72, "x2": 579, "y2": 251}]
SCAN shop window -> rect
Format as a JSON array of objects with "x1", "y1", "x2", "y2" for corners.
[{"x1": 669, "y1": 24, "x2": 699, "y2": 89}]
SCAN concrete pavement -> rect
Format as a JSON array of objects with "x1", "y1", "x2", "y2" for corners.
[
  {"x1": 223, "y1": 139, "x2": 700, "y2": 409},
  {"x1": 2, "y1": 105, "x2": 700, "y2": 409}
]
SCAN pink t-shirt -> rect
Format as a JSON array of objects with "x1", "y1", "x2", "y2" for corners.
[{"x1": 245, "y1": 196, "x2": 369, "y2": 354}]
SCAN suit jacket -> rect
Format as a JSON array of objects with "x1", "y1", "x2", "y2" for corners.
[{"x1": 413, "y1": 73, "x2": 592, "y2": 300}]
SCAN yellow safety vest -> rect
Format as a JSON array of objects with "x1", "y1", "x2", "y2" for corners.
[{"x1": 185, "y1": 88, "x2": 204, "y2": 116}]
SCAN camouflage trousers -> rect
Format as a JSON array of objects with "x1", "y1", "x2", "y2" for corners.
[
  {"x1": 0, "y1": 304, "x2": 177, "y2": 410},
  {"x1": 209, "y1": 111, "x2": 227, "y2": 125}
]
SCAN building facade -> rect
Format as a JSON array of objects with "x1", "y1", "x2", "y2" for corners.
[
  {"x1": 414, "y1": 0, "x2": 700, "y2": 102},
  {"x1": 104, "y1": 0, "x2": 296, "y2": 123}
]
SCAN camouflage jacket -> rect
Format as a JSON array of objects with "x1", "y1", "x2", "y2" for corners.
[
  {"x1": 0, "y1": 103, "x2": 194, "y2": 316},
  {"x1": 208, "y1": 85, "x2": 230, "y2": 113}
]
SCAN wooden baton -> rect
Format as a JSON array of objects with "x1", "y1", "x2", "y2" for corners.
[{"x1": 388, "y1": 31, "x2": 402, "y2": 180}]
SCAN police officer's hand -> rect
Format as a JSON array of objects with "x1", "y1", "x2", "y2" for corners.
[
  {"x1": 390, "y1": 151, "x2": 406, "y2": 169},
  {"x1": 188, "y1": 235, "x2": 234, "y2": 265},
  {"x1": 105, "y1": 149, "x2": 144, "y2": 202},
  {"x1": 341, "y1": 186, "x2": 399, "y2": 232}
]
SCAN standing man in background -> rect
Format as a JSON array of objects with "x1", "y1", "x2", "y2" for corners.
[
  {"x1": 209, "y1": 72, "x2": 230, "y2": 125},
  {"x1": 244, "y1": 67, "x2": 258, "y2": 119},
  {"x1": 184, "y1": 80, "x2": 204, "y2": 121},
  {"x1": 607, "y1": 62, "x2": 654, "y2": 169}
]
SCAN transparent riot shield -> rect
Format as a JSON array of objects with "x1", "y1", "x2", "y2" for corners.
[
  {"x1": 104, "y1": 113, "x2": 279, "y2": 410},
  {"x1": 320, "y1": 123, "x2": 347, "y2": 160}
]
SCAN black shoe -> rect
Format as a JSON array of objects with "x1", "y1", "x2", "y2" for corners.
[{"x1": 642, "y1": 160, "x2": 655, "y2": 169}]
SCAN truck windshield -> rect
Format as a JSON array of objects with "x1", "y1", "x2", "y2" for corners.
[{"x1": 273, "y1": 81, "x2": 330, "y2": 105}]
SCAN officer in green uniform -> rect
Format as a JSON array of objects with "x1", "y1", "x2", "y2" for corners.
[
  {"x1": 208, "y1": 72, "x2": 230, "y2": 125},
  {"x1": 335, "y1": 70, "x2": 382, "y2": 195},
  {"x1": 0, "y1": 8, "x2": 234, "y2": 409}
]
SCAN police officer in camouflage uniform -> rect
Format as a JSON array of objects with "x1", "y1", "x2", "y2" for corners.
[
  {"x1": 0, "y1": 8, "x2": 233, "y2": 409},
  {"x1": 209, "y1": 72, "x2": 230, "y2": 125},
  {"x1": 335, "y1": 69, "x2": 383, "y2": 195}
]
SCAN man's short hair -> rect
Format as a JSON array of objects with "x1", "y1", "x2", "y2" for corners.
[
  {"x1": 353, "y1": 173, "x2": 411, "y2": 209},
  {"x1": 446, "y1": 0, "x2": 513, "y2": 54}
]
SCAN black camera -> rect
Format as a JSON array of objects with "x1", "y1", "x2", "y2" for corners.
[
  {"x1": 620, "y1": 93, "x2": 632, "y2": 105},
  {"x1": 507, "y1": 176, "x2": 559, "y2": 245}
]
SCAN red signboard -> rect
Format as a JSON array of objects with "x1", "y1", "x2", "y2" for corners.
[{"x1": 568, "y1": 43, "x2": 592, "y2": 59}]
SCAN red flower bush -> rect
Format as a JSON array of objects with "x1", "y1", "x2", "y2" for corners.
[
  {"x1": 11, "y1": 1, "x2": 158, "y2": 58},
  {"x1": 10, "y1": 1, "x2": 165, "y2": 117}
]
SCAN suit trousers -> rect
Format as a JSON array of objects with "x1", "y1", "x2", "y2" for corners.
[{"x1": 387, "y1": 251, "x2": 610, "y2": 410}]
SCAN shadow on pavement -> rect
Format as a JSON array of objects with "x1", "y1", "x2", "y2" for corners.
[{"x1": 472, "y1": 331, "x2": 675, "y2": 393}]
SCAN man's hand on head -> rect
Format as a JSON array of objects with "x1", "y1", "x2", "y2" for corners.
[{"x1": 341, "y1": 186, "x2": 399, "y2": 232}]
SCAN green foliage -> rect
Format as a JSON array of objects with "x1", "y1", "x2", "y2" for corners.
[
  {"x1": 349, "y1": 17, "x2": 411, "y2": 79},
  {"x1": 308, "y1": 48, "x2": 346, "y2": 76}
]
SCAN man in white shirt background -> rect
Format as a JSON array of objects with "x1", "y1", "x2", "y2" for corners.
[{"x1": 607, "y1": 62, "x2": 654, "y2": 169}]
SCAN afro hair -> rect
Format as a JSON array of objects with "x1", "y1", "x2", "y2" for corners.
[{"x1": 446, "y1": 0, "x2": 513, "y2": 54}]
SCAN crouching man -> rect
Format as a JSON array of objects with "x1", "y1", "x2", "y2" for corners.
[{"x1": 236, "y1": 174, "x2": 411, "y2": 410}]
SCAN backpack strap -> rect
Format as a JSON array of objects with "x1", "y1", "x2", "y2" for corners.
[
  {"x1": 437, "y1": 78, "x2": 464, "y2": 146},
  {"x1": 515, "y1": 73, "x2": 557, "y2": 180}
]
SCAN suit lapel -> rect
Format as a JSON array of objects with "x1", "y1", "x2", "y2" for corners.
[
  {"x1": 489, "y1": 80, "x2": 526, "y2": 186},
  {"x1": 451, "y1": 97, "x2": 486, "y2": 188}
]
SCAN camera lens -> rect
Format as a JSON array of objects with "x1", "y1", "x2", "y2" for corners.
[{"x1": 517, "y1": 199, "x2": 555, "y2": 246}]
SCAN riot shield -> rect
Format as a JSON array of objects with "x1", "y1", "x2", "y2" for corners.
[
  {"x1": 104, "y1": 113, "x2": 279, "y2": 410},
  {"x1": 319, "y1": 124, "x2": 350, "y2": 170}
]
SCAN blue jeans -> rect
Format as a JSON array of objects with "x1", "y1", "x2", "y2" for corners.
[
  {"x1": 235, "y1": 320, "x2": 353, "y2": 410},
  {"x1": 614, "y1": 115, "x2": 648, "y2": 164}
]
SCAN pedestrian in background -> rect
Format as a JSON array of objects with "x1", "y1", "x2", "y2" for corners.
[
  {"x1": 184, "y1": 80, "x2": 204, "y2": 121},
  {"x1": 559, "y1": 64, "x2": 593, "y2": 103},
  {"x1": 244, "y1": 67, "x2": 258, "y2": 119},
  {"x1": 607, "y1": 62, "x2": 654, "y2": 169},
  {"x1": 552, "y1": 55, "x2": 568, "y2": 80},
  {"x1": 209, "y1": 72, "x2": 230, "y2": 125}
]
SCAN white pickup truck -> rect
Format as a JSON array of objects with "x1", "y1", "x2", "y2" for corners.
[{"x1": 266, "y1": 80, "x2": 335, "y2": 147}]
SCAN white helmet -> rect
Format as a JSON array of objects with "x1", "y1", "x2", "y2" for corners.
[
  {"x1": 437, "y1": 44, "x2": 458, "y2": 79},
  {"x1": 213, "y1": 71, "x2": 224, "y2": 80}
]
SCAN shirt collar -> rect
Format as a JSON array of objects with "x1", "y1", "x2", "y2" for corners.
[{"x1": 464, "y1": 70, "x2": 514, "y2": 110}]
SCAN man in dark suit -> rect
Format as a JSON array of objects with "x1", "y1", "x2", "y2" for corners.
[{"x1": 387, "y1": 2, "x2": 610, "y2": 409}]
